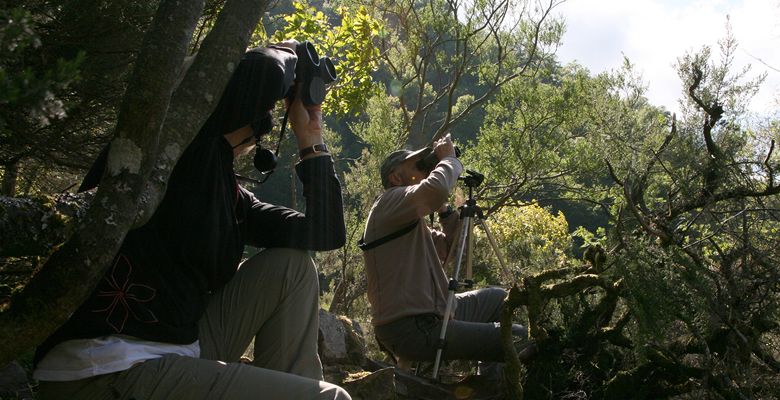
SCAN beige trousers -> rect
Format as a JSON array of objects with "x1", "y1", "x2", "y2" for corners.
[{"x1": 38, "y1": 248, "x2": 350, "y2": 400}]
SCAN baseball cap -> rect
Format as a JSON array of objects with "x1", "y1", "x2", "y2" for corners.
[{"x1": 380, "y1": 147, "x2": 432, "y2": 188}]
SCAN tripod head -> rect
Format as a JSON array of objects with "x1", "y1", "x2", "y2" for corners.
[
  {"x1": 457, "y1": 169, "x2": 485, "y2": 219},
  {"x1": 458, "y1": 169, "x2": 484, "y2": 189}
]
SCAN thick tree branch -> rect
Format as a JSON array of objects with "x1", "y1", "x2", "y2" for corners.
[
  {"x1": 0, "y1": 0, "x2": 205, "y2": 366},
  {"x1": 752, "y1": 344, "x2": 780, "y2": 373},
  {"x1": 764, "y1": 139, "x2": 775, "y2": 189},
  {"x1": 0, "y1": 0, "x2": 277, "y2": 367},
  {"x1": 0, "y1": 193, "x2": 92, "y2": 258},
  {"x1": 597, "y1": 311, "x2": 633, "y2": 348},
  {"x1": 137, "y1": 0, "x2": 271, "y2": 225},
  {"x1": 670, "y1": 183, "x2": 780, "y2": 219}
]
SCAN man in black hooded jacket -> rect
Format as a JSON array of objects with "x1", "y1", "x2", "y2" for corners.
[{"x1": 32, "y1": 43, "x2": 350, "y2": 399}]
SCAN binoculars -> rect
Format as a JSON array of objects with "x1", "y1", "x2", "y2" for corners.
[
  {"x1": 290, "y1": 41, "x2": 337, "y2": 106},
  {"x1": 415, "y1": 146, "x2": 462, "y2": 172}
]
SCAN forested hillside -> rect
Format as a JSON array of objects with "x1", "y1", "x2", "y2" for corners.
[{"x1": 1, "y1": 0, "x2": 778, "y2": 398}]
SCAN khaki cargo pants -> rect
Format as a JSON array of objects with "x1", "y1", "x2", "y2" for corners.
[{"x1": 38, "y1": 248, "x2": 350, "y2": 400}]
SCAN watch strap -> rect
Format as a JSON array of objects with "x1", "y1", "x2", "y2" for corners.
[
  {"x1": 299, "y1": 143, "x2": 329, "y2": 158},
  {"x1": 438, "y1": 204, "x2": 455, "y2": 219}
]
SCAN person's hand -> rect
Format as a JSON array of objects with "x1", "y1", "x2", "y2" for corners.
[
  {"x1": 274, "y1": 39, "x2": 299, "y2": 54},
  {"x1": 286, "y1": 85, "x2": 323, "y2": 149},
  {"x1": 433, "y1": 133, "x2": 456, "y2": 160}
]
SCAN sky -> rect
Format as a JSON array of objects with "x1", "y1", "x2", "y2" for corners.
[{"x1": 553, "y1": 0, "x2": 780, "y2": 115}]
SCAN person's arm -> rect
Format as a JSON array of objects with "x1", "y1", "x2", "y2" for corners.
[
  {"x1": 240, "y1": 78, "x2": 345, "y2": 250},
  {"x1": 438, "y1": 203, "x2": 460, "y2": 239},
  {"x1": 430, "y1": 203, "x2": 460, "y2": 263},
  {"x1": 238, "y1": 156, "x2": 345, "y2": 250},
  {"x1": 403, "y1": 158, "x2": 462, "y2": 216},
  {"x1": 383, "y1": 136, "x2": 464, "y2": 226}
]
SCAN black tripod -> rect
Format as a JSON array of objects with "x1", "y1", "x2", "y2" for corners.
[{"x1": 431, "y1": 170, "x2": 513, "y2": 380}]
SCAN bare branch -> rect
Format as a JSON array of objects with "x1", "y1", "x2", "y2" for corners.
[
  {"x1": 605, "y1": 159, "x2": 624, "y2": 186},
  {"x1": 765, "y1": 139, "x2": 775, "y2": 189}
]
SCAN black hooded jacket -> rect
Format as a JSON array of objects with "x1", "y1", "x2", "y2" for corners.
[{"x1": 35, "y1": 47, "x2": 346, "y2": 364}]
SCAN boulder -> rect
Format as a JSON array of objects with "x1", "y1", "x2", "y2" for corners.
[
  {"x1": 341, "y1": 367, "x2": 397, "y2": 400},
  {"x1": 319, "y1": 309, "x2": 349, "y2": 363},
  {"x1": 340, "y1": 315, "x2": 367, "y2": 365},
  {"x1": 318, "y1": 309, "x2": 366, "y2": 365}
]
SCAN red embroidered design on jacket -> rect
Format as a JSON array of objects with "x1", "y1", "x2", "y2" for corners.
[{"x1": 93, "y1": 254, "x2": 158, "y2": 333}]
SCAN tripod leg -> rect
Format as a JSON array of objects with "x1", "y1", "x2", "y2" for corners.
[
  {"x1": 432, "y1": 215, "x2": 471, "y2": 380},
  {"x1": 465, "y1": 218, "x2": 475, "y2": 283},
  {"x1": 477, "y1": 218, "x2": 513, "y2": 285}
]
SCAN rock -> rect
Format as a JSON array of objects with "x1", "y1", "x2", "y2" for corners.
[
  {"x1": 342, "y1": 367, "x2": 397, "y2": 400},
  {"x1": 0, "y1": 361, "x2": 33, "y2": 400},
  {"x1": 319, "y1": 309, "x2": 367, "y2": 366},
  {"x1": 339, "y1": 315, "x2": 367, "y2": 365},
  {"x1": 319, "y1": 309, "x2": 349, "y2": 363}
]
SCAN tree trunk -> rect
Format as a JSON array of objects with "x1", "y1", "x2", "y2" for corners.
[
  {"x1": 0, "y1": 0, "x2": 273, "y2": 367},
  {"x1": 0, "y1": 0, "x2": 204, "y2": 366},
  {"x1": 134, "y1": 0, "x2": 271, "y2": 225}
]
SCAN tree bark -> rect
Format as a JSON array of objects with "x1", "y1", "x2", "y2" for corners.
[
  {"x1": 0, "y1": 0, "x2": 272, "y2": 366},
  {"x1": 0, "y1": 0, "x2": 205, "y2": 366},
  {"x1": 136, "y1": 0, "x2": 271, "y2": 226},
  {"x1": 501, "y1": 285, "x2": 525, "y2": 400}
]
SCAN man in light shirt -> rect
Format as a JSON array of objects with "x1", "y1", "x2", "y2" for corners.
[{"x1": 362, "y1": 134, "x2": 533, "y2": 374}]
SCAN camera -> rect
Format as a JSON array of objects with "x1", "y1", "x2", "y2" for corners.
[
  {"x1": 290, "y1": 41, "x2": 337, "y2": 106},
  {"x1": 458, "y1": 169, "x2": 484, "y2": 188}
]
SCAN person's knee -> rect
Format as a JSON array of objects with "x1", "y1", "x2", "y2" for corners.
[
  {"x1": 264, "y1": 248, "x2": 317, "y2": 275},
  {"x1": 485, "y1": 286, "x2": 508, "y2": 301},
  {"x1": 274, "y1": 248, "x2": 320, "y2": 296},
  {"x1": 266, "y1": 247, "x2": 312, "y2": 263},
  {"x1": 238, "y1": 248, "x2": 317, "y2": 293},
  {"x1": 320, "y1": 382, "x2": 351, "y2": 400}
]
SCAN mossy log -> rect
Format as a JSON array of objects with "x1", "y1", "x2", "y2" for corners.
[{"x1": 0, "y1": 192, "x2": 92, "y2": 258}]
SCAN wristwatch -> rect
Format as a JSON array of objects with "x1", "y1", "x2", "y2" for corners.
[
  {"x1": 299, "y1": 143, "x2": 329, "y2": 159},
  {"x1": 438, "y1": 204, "x2": 455, "y2": 219}
]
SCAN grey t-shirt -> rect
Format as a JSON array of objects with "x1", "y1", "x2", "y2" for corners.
[{"x1": 363, "y1": 157, "x2": 463, "y2": 326}]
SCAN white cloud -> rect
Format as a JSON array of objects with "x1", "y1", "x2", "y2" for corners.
[{"x1": 554, "y1": 0, "x2": 780, "y2": 114}]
